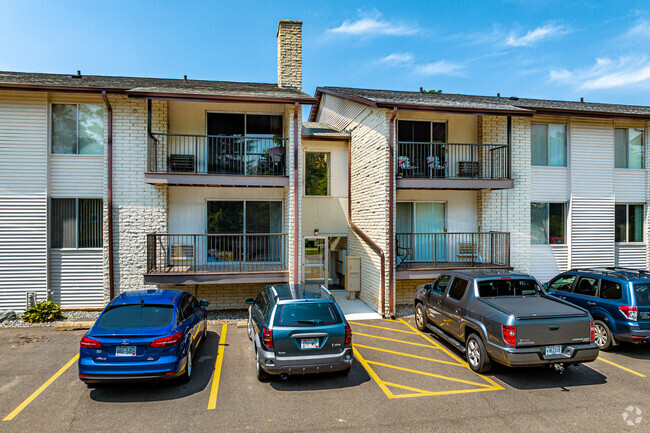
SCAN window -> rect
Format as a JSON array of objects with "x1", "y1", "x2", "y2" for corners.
[
  {"x1": 531, "y1": 124, "x2": 566, "y2": 167},
  {"x1": 50, "y1": 198, "x2": 102, "y2": 248},
  {"x1": 448, "y1": 278, "x2": 469, "y2": 300},
  {"x1": 600, "y1": 280, "x2": 622, "y2": 300},
  {"x1": 615, "y1": 204, "x2": 644, "y2": 243},
  {"x1": 96, "y1": 305, "x2": 174, "y2": 329},
  {"x1": 531, "y1": 202, "x2": 566, "y2": 244},
  {"x1": 548, "y1": 274, "x2": 576, "y2": 292},
  {"x1": 478, "y1": 279, "x2": 539, "y2": 297},
  {"x1": 615, "y1": 128, "x2": 644, "y2": 169},
  {"x1": 276, "y1": 303, "x2": 340, "y2": 326},
  {"x1": 181, "y1": 295, "x2": 199, "y2": 321},
  {"x1": 397, "y1": 120, "x2": 446, "y2": 143},
  {"x1": 633, "y1": 283, "x2": 650, "y2": 307},
  {"x1": 207, "y1": 113, "x2": 283, "y2": 137},
  {"x1": 51, "y1": 104, "x2": 104, "y2": 154},
  {"x1": 305, "y1": 152, "x2": 329, "y2": 196},
  {"x1": 432, "y1": 275, "x2": 451, "y2": 295},
  {"x1": 574, "y1": 277, "x2": 598, "y2": 297}
]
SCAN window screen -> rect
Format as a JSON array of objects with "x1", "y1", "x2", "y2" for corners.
[{"x1": 51, "y1": 199, "x2": 76, "y2": 248}]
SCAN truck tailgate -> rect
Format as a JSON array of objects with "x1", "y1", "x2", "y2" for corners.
[
  {"x1": 482, "y1": 296, "x2": 586, "y2": 319},
  {"x1": 516, "y1": 317, "x2": 592, "y2": 346}
]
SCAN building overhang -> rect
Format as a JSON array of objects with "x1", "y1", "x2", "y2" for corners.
[
  {"x1": 143, "y1": 173, "x2": 289, "y2": 188},
  {"x1": 144, "y1": 271, "x2": 289, "y2": 285},
  {"x1": 396, "y1": 266, "x2": 512, "y2": 280},
  {"x1": 396, "y1": 178, "x2": 514, "y2": 190}
]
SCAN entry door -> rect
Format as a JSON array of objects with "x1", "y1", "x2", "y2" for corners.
[
  {"x1": 304, "y1": 238, "x2": 327, "y2": 285},
  {"x1": 413, "y1": 202, "x2": 445, "y2": 262}
]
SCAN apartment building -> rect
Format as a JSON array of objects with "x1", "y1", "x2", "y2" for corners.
[{"x1": 311, "y1": 88, "x2": 650, "y2": 316}]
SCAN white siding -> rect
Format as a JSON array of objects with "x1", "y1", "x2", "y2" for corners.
[
  {"x1": 570, "y1": 197, "x2": 615, "y2": 267},
  {"x1": 615, "y1": 244, "x2": 647, "y2": 269},
  {"x1": 531, "y1": 245, "x2": 568, "y2": 283},
  {"x1": 614, "y1": 169, "x2": 646, "y2": 202},
  {"x1": 49, "y1": 155, "x2": 103, "y2": 197},
  {"x1": 49, "y1": 249, "x2": 104, "y2": 306},
  {"x1": 317, "y1": 94, "x2": 367, "y2": 132},
  {"x1": 0, "y1": 91, "x2": 48, "y2": 310},
  {"x1": 531, "y1": 166, "x2": 569, "y2": 201}
]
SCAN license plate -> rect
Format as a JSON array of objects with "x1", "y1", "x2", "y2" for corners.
[
  {"x1": 300, "y1": 338, "x2": 319, "y2": 349},
  {"x1": 116, "y1": 346, "x2": 136, "y2": 357},
  {"x1": 545, "y1": 345, "x2": 562, "y2": 356}
]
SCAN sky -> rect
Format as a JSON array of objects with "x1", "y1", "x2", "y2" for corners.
[{"x1": 2, "y1": 0, "x2": 650, "y2": 114}]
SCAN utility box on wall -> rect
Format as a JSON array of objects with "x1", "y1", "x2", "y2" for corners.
[{"x1": 345, "y1": 257, "x2": 360, "y2": 299}]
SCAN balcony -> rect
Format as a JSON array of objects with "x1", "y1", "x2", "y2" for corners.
[
  {"x1": 395, "y1": 232, "x2": 511, "y2": 279},
  {"x1": 144, "y1": 133, "x2": 289, "y2": 187},
  {"x1": 396, "y1": 142, "x2": 513, "y2": 189},
  {"x1": 144, "y1": 233, "x2": 289, "y2": 285}
]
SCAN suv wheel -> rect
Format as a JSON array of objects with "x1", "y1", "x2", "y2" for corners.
[
  {"x1": 255, "y1": 349, "x2": 269, "y2": 381},
  {"x1": 593, "y1": 320, "x2": 613, "y2": 351},
  {"x1": 466, "y1": 334, "x2": 492, "y2": 373},
  {"x1": 415, "y1": 303, "x2": 428, "y2": 331}
]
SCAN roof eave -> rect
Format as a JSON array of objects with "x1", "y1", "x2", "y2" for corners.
[
  {"x1": 522, "y1": 107, "x2": 650, "y2": 120},
  {"x1": 126, "y1": 91, "x2": 317, "y2": 105},
  {"x1": 375, "y1": 102, "x2": 535, "y2": 117},
  {"x1": 0, "y1": 82, "x2": 128, "y2": 94}
]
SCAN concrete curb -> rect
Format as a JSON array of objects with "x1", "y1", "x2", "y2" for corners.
[{"x1": 54, "y1": 321, "x2": 95, "y2": 331}]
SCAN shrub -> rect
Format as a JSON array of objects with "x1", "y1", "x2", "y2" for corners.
[{"x1": 22, "y1": 301, "x2": 64, "y2": 323}]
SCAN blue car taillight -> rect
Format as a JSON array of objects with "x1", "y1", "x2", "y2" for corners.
[
  {"x1": 80, "y1": 335, "x2": 101, "y2": 349},
  {"x1": 150, "y1": 331, "x2": 183, "y2": 348}
]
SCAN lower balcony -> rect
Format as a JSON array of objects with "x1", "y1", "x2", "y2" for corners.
[
  {"x1": 395, "y1": 232, "x2": 511, "y2": 279},
  {"x1": 144, "y1": 233, "x2": 289, "y2": 285}
]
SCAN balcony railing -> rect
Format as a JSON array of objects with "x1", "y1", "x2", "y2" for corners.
[
  {"x1": 147, "y1": 133, "x2": 287, "y2": 176},
  {"x1": 146, "y1": 233, "x2": 288, "y2": 274},
  {"x1": 395, "y1": 232, "x2": 510, "y2": 269},
  {"x1": 397, "y1": 142, "x2": 510, "y2": 180}
]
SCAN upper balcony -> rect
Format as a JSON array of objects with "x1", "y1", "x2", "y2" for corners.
[
  {"x1": 396, "y1": 142, "x2": 513, "y2": 190},
  {"x1": 145, "y1": 133, "x2": 289, "y2": 187}
]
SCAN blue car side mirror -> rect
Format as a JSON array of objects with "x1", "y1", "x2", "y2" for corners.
[
  {"x1": 542, "y1": 283, "x2": 548, "y2": 290},
  {"x1": 200, "y1": 300, "x2": 209, "y2": 307}
]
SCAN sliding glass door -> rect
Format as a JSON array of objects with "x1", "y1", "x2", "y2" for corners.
[{"x1": 396, "y1": 202, "x2": 446, "y2": 263}]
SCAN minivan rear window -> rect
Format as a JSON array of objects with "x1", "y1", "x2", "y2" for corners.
[
  {"x1": 478, "y1": 279, "x2": 539, "y2": 297},
  {"x1": 633, "y1": 284, "x2": 650, "y2": 307},
  {"x1": 276, "y1": 303, "x2": 340, "y2": 327},
  {"x1": 96, "y1": 305, "x2": 174, "y2": 329}
]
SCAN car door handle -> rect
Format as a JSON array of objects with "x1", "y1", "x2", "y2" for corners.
[
  {"x1": 559, "y1": 296, "x2": 566, "y2": 300},
  {"x1": 455, "y1": 309, "x2": 461, "y2": 314},
  {"x1": 587, "y1": 301, "x2": 596, "y2": 306}
]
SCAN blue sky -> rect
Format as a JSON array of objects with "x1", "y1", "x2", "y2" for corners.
[{"x1": 2, "y1": 0, "x2": 650, "y2": 110}]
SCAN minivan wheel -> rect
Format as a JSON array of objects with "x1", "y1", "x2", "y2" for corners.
[
  {"x1": 255, "y1": 349, "x2": 269, "y2": 381},
  {"x1": 594, "y1": 320, "x2": 613, "y2": 351},
  {"x1": 247, "y1": 318, "x2": 253, "y2": 341},
  {"x1": 466, "y1": 334, "x2": 492, "y2": 373},
  {"x1": 415, "y1": 303, "x2": 428, "y2": 332},
  {"x1": 180, "y1": 350, "x2": 192, "y2": 383}
]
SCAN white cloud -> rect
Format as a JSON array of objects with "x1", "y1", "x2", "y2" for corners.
[
  {"x1": 328, "y1": 12, "x2": 419, "y2": 37},
  {"x1": 378, "y1": 53, "x2": 414, "y2": 65},
  {"x1": 414, "y1": 60, "x2": 464, "y2": 76},
  {"x1": 623, "y1": 18, "x2": 650, "y2": 39},
  {"x1": 550, "y1": 56, "x2": 650, "y2": 89},
  {"x1": 506, "y1": 24, "x2": 566, "y2": 47}
]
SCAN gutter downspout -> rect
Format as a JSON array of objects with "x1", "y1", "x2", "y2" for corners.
[
  {"x1": 347, "y1": 138, "x2": 387, "y2": 318},
  {"x1": 387, "y1": 107, "x2": 398, "y2": 319},
  {"x1": 102, "y1": 91, "x2": 115, "y2": 301},
  {"x1": 293, "y1": 102, "x2": 299, "y2": 284}
]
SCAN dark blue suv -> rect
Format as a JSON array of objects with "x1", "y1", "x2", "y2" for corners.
[{"x1": 545, "y1": 268, "x2": 650, "y2": 350}]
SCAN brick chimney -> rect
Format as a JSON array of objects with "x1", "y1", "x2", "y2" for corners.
[{"x1": 277, "y1": 20, "x2": 302, "y2": 90}]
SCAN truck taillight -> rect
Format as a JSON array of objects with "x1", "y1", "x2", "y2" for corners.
[
  {"x1": 619, "y1": 306, "x2": 638, "y2": 321},
  {"x1": 263, "y1": 328, "x2": 273, "y2": 348},
  {"x1": 502, "y1": 325, "x2": 516, "y2": 346},
  {"x1": 345, "y1": 325, "x2": 352, "y2": 344},
  {"x1": 590, "y1": 321, "x2": 595, "y2": 342}
]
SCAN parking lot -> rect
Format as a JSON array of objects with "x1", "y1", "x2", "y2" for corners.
[{"x1": 1, "y1": 319, "x2": 648, "y2": 433}]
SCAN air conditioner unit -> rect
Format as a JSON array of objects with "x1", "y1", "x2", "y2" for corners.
[
  {"x1": 169, "y1": 154, "x2": 195, "y2": 172},
  {"x1": 458, "y1": 161, "x2": 479, "y2": 177}
]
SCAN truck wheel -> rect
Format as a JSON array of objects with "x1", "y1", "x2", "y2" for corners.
[
  {"x1": 415, "y1": 303, "x2": 428, "y2": 331},
  {"x1": 466, "y1": 334, "x2": 492, "y2": 373},
  {"x1": 593, "y1": 320, "x2": 613, "y2": 351}
]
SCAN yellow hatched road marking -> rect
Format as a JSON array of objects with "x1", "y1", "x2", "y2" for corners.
[
  {"x1": 348, "y1": 321, "x2": 419, "y2": 335},
  {"x1": 352, "y1": 332, "x2": 440, "y2": 348},
  {"x1": 352, "y1": 346, "x2": 394, "y2": 397},
  {"x1": 3, "y1": 354, "x2": 79, "y2": 421},
  {"x1": 597, "y1": 356, "x2": 646, "y2": 378},
  {"x1": 366, "y1": 360, "x2": 494, "y2": 388},
  {"x1": 353, "y1": 344, "x2": 465, "y2": 367},
  {"x1": 384, "y1": 385, "x2": 502, "y2": 399},
  {"x1": 207, "y1": 323, "x2": 228, "y2": 410}
]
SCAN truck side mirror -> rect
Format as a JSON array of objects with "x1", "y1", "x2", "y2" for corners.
[{"x1": 424, "y1": 284, "x2": 432, "y2": 291}]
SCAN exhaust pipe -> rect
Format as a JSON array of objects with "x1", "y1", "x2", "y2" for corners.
[{"x1": 280, "y1": 373, "x2": 288, "y2": 381}]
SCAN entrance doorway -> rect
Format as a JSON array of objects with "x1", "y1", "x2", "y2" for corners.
[{"x1": 302, "y1": 236, "x2": 348, "y2": 289}]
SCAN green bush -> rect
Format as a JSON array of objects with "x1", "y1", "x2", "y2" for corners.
[{"x1": 22, "y1": 301, "x2": 64, "y2": 323}]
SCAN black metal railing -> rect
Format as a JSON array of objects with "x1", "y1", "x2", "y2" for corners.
[
  {"x1": 396, "y1": 142, "x2": 510, "y2": 180},
  {"x1": 147, "y1": 133, "x2": 287, "y2": 175},
  {"x1": 146, "y1": 233, "x2": 288, "y2": 273},
  {"x1": 395, "y1": 232, "x2": 510, "y2": 269}
]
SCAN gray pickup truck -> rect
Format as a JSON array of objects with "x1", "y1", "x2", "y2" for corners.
[{"x1": 414, "y1": 270, "x2": 599, "y2": 373}]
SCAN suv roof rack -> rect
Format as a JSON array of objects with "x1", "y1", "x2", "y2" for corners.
[{"x1": 569, "y1": 267, "x2": 650, "y2": 281}]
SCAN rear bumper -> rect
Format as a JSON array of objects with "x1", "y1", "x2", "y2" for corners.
[
  {"x1": 257, "y1": 346, "x2": 354, "y2": 375},
  {"x1": 488, "y1": 342, "x2": 599, "y2": 367},
  {"x1": 614, "y1": 327, "x2": 650, "y2": 343},
  {"x1": 78, "y1": 353, "x2": 186, "y2": 383}
]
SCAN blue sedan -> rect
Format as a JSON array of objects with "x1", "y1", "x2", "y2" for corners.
[{"x1": 78, "y1": 289, "x2": 208, "y2": 385}]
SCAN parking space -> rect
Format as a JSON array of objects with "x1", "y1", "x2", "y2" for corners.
[{"x1": 1, "y1": 321, "x2": 649, "y2": 432}]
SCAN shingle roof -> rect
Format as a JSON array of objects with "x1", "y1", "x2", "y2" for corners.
[
  {"x1": 0, "y1": 71, "x2": 317, "y2": 103},
  {"x1": 301, "y1": 122, "x2": 350, "y2": 139},
  {"x1": 313, "y1": 86, "x2": 650, "y2": 119}
]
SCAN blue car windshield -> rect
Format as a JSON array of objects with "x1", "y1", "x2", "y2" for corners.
[
  {"x1": 96, "y1": 305, "x2": 174, "y2": 329},
  {"x1": 633, "y1": 284, "x2": 650, "y2": 307},
  {"x1": 478, "y1": 279, "x2": 540, "y2": 297},
  {"x1": 276, "y1": 302, "x2": 340, "y2": 326}
]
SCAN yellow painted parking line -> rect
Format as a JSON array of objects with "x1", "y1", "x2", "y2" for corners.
[
  {"x1": 597, "y1": 356, "x2": 646, "y2": 378},
  {"x1": 207, "y1": 323, "x2": 228, "y2": 410},
  {"x1": 352, "y1": 346, "x2": 393, "y2": 397},
  {"x1": 3, "y1": 354, "x2": 79, "y2": 422},
  {"x1": 354, "y1": 344, "x2": 466, "y2": 367},
  {"x1": 352, "y1": 332, "x2": 440, "y2": 348},
  {"x1": 348, "y1": 321, "x2": 419, "y2": 335},
  {"x1": 384, "y1": 384, "x2": 502, "y2": 399},
  {"x1": 366, "y1": 360, "x2": 494, "y2": 389}
]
